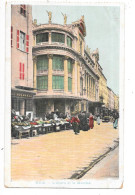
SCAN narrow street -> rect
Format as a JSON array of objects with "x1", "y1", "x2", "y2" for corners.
[{"x1": 11, "y1": 122, "x2": 119, "y2": 180}]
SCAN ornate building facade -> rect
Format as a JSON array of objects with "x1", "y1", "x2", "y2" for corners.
[
  {"x1": 107, "y1": 86, "x2": 115, "y2": 111},
  {"x1": 32, "y1": 16, "x2": 100, "y2": 117},
  {"x1": 90, "y1": 48, "x2": 108, "y2": 113}
]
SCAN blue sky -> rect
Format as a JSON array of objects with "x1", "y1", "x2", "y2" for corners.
[{"x1": 32, "y1": 5, "x2": 120, "y2": 95}]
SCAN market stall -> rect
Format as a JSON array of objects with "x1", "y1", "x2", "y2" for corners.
[{"x1": 11, "y1": 110, "x2": 71, "y2": 139}]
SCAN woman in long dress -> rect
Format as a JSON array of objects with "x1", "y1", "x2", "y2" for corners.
[
  {"x1": 97, "y1": 114, "x2": 100, "y2": 125},
  {"x1": 71, "y1": 116, "x2": 80, "y2": 134},
  {"x1": 89, "y1": 113, "x2": 94, "y2": 129},
  {"x1": 113, "y1": 112, "x2": 119, "y2": 129}
]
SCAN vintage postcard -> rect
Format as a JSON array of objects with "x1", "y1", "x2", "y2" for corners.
[{"x1": 5, "y1": 0, "x2": 124, "y2": 188}]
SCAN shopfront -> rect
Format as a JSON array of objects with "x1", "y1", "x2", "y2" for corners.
[{"x1": 11, "y1": 88, "x2": 36, "y2": 120}]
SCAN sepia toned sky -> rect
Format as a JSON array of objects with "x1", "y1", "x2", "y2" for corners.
[{"x1": 32, "y1": 5, "x2": 120, "y2": 95}]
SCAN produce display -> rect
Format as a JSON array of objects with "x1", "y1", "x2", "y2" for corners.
[{"x1": 11, "y1": 110, "x2": 71, "y2": 139}]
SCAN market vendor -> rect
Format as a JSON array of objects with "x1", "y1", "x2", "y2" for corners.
[
  {"x1": 53, "y1": 112, "x2": 58, "y2": 120},
  {"x1": 66, "y1": 112, "x2": 71, "y2": 119}
]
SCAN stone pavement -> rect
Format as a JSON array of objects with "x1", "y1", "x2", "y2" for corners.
[{"x1": 11, "y1": 122, "x2": 119, "y2": 181}]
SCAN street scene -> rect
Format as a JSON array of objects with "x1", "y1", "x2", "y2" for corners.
[
  {"x1": 11, "y1": 121, "x2": 119, "y2": 180},
  {"x1": 10, "y1": 5, "x2": 120, "y2": 183}
]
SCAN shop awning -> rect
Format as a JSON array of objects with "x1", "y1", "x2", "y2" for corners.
[{"x1": 11, "y1": 87, "x2": 36, "y2": 98}]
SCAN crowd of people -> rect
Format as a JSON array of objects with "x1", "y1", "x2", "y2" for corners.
[
  {"x1": 70, "y1": 111, "x2": 119, "y2": 135},
  {"x1": 70, "y1": 112, "x2": 94, "y2": 135},
  {"x1": 12, "y1": 108, "x2": 119, "y2": 135}
]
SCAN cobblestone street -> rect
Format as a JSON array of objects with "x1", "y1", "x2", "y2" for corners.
[{"x1": 11, "y1": 122, "x2": 119, "y2": 181}]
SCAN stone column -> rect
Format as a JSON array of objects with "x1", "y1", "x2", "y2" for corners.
[
  {"x1": 20, "y1": 99, "x2": 25, "y2": 115},
  {"x1": 88, "y1": 75, "x2": 90, "y2": 99},
  {"x1": 93, "y1": 79, "x2": 95, "y2": 99},
  {"x1": 82, "y1": 76, "x2": 85, "y2": 96},
  {"x1": 64, "y1": 56, "x2": 68, "y2": 93},
  {"x1": 89, "y1": 75, "x2": 91, "y2": 99},
  {"x1": 65, "y1": 34, "x2": 67, "y2": 46},
  {"x1": 88, "y1": 76, "x2": 90, "y2": 98},
  {"x1": 74, "y1": 60, "x2": 78, "y2": 95},
  {"x1": 85, "y1": 73, "x2": 87, "y2": 97},
  {"x1": 33, "y1": 56, "x2": 37, "y2": 91},
  {"x1": 77, "y1": 62, "x2": 80, "y2": 95},
  {"x1": 79, "y1": 101, "x2": 81, "y2": 112},
  {"x1": 49, "y1": 32, "x2": 51, "y2": 44},
  {"x1": 72, "y1": 60, "x2": 75, "y2": 94},
  {"x1": 48, "y1": 54, "x2": 53, "y2": 91},
  {"x1": 33, "y1": 100, "x2": 36, "y2": 118},
  {"x1": 77, "y1": 38, "x2": 79, "y2": 53},
  {"x1": 92, "y1": 78, "x2": 94, "y2": 99}
]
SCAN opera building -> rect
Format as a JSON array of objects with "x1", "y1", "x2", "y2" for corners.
[{"x1": 32, "y1": 16, "x2": 100, "y2": 118}]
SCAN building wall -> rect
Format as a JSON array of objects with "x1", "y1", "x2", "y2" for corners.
[
  {"x1": 114, "y1": 94, "x2": 119, "y2": 111},
  {"x1": 32, "y1": 18, "x2": 99, "y2": 116},
  {"x1": 11, "y1": 5, "x2": 33, "y2": 88},
  {"x1": 97, "y1": 69, "x2": 108, "y2": 107},
  {"x1": 107, "y1": 87, "x2": 115, "y2": 110}
]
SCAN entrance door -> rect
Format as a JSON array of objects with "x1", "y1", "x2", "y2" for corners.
[
  {"x1": 36, "y1": 99, "x2": 46, "y2": 117},
  {"x1": 54, "y1": 100, "x2": 65, "y2": 114}
]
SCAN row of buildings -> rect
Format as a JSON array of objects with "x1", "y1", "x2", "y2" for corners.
[{"x1": 11, "y1": 5, "x2": 119, "y2": 119}]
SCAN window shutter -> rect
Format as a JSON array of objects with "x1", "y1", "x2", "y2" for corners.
[
  {"x1": 11, "y1": 26, "x2": 13, "y2": 47},
  {"x1": 20, "y1": 62, "x2": 21, "y2": 72},
  {"x1": 26, "y1": 34, "x2": 29, "y2": 53},
  {"x1": 17, "y1": 30, "x2": 19, "y2": 49},
  {"x1": 23, "y1": 63, "x2": 24, "y2": 80},
  {"x1": 19, "y1": 62, "x2": 21, "y2": 79}
]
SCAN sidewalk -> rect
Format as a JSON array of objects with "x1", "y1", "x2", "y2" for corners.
[
  {"x1": 80, "y1": 146, "x2": 119, "y2": 179},
  {"x1": 11, "y1": 122, "x2": 119, "y2": 180}
]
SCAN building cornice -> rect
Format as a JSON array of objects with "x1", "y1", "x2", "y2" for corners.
[
  {"x1": 32, "y1": 23, "x2": 77, "y2": 39},
  {"x1": 33, "y1": 93, "x2": 99, "y2": 103}
]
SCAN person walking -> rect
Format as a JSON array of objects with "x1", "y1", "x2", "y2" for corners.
[
  {"x1": 89, "y1": 113, "x2": 94, "y2": 129},
  {"x1": 113, "y1": 112, "x2": 119, "y2": 129},
  {"x1": 71, "y1": 116, "x2": 80, "y2": 135},
  {"x1": 78, "y1": 112, "x2": 88, "y2": 131},
  {"x1": 96, "y1": 114, "x2": 100, "y2": 125}
]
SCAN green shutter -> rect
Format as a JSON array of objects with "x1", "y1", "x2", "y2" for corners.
[
  {"x1": 37, "y1": 76, "x2": 48, "y2": 90},
  {"x1": 68, "y1": 77, "x2": 72, "y2": 91},
  {"x1": 67, "y1": 36, "x2": 72, "y2": 47},
  {"x1": 52, "y1": 32, "x2": 65, "y2": 43},
  {"x1": 52, "y1": 76, "x2": 64, "y2": 90},
  {"x1": 36, "y1": 33, "x2": 48, "y2": 44},
  {"x1": 37, "y1": 56, "x2": 48, "y2": 71},
  {"x1": 53, "y1": 56, "x2": 64, "y2": 70}
]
